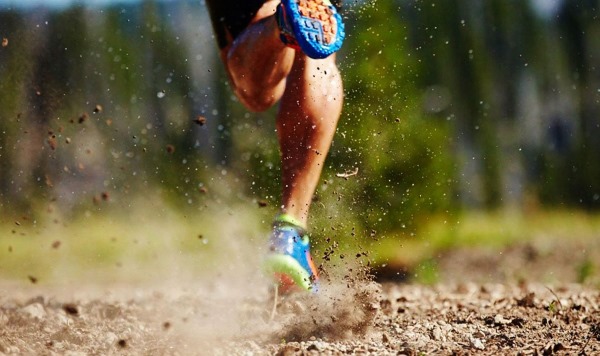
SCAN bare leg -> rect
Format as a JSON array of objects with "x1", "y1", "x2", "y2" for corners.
[
  {"x1": 223, "y1": 0, "x2": 294, "y2": 111},
  {"x1": 220, "y1": 0, "x2": 343, "y2": 227},
  {"x1": 277, "y1": 54, "x2": 343, "y2": 227}
]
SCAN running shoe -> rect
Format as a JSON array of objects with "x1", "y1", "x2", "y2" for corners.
[
  {"x1": 276, "y1": 0, "x2": 345, "y2": 59},
  {"x1": 263, "y1": 214, "x2": 319, "y2": 292}
]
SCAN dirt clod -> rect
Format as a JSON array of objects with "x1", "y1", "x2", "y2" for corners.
[
  {"x1": 78, "y1": 113, "x2": 88, "y2": 124},
  {"x1": 62, "y1": 303, "x2": 79, "y2": 316},
  {"x1": 517, "y1": 292, "x2": 536, "y2": 307},
  {"x1": 47, "y1": 136, "x2": 57, "y2": 150},
  {"x1": 1, "y1": 37, "x2": 7, "y2": 47},
  {"x1": 193, "y1": 115, "x2": 207, "y2": 126}
]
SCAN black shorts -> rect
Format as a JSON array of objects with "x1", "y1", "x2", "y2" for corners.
[{"x1": 206, "y1": 0, "x2": 342, "y2": 49}]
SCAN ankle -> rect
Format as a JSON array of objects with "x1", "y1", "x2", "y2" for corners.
[{"x1": 274, "y1": 213, "x2": 307, "y2": 229}]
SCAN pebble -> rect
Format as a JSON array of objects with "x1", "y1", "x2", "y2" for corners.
[
  {"x1": 469, "y1": 336, "x2": 485, "y2": 350},
  {"x1": 104, "y1": 332, "x2": 119, "y2": 347},
  {"x1": 21, "y1": 303, "x2": 46, "y2": 319}
]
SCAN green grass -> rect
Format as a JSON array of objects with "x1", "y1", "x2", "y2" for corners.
[
  {"x1": 2, "y1": 202, "x2": 599, "y2": 286},
  {"x1": 371, "y1": 209, "x2": 600, "y2": 266}
]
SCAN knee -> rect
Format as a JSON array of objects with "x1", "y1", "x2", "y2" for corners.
[{"x1": 237, "y1": 89, "x2": 278, "y2": 112}]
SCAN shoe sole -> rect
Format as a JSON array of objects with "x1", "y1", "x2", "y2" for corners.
[
  {"x1": 264, "y1": 254, "x2": 316, "y2": 292},
  {"x1": 281, "y1": 0, "x2": 345, "y2": 59}
]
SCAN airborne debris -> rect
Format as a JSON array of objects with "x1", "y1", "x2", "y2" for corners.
[
  {"x1": 166, "y1": 144, "x2": 175, "y2": 154},
  {"x1": 47, "y1": 136, "x2": 58, "y2": 150},
  {"x1": 93, "y1": 104, "x2": 103, "y2": 113},
  {"x1": 78, "y1": 112, "x2": 89, "y2": 124},
  {"x1": 336, "y1": 167, "x2": 359, "y2": 179},
  {"x1": 193, "y1": 115, "x2": 207, "y2": 126},
  {"x1": 62, "y1": 303, "x2": 79, "y2": 316},
  {"x1": 257, "y1": 200, "x2": 268, "y2": 207},
  {"x1": 51, "y1": 241, "x2": 61, "y2": 249},
  {"x1": 1, "y1": 37, "x2": 7, "y2": 47},
  {"x1": 27, "y1": 276, "x2": 38, "y2": 284}
]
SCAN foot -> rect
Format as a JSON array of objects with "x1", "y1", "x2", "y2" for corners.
[
  {"x1": 264, "y1": 214, "x2": 319, "y2": 293},
  {"x1": 276, "y1": 0, "x2": 345, "y2": 59}
]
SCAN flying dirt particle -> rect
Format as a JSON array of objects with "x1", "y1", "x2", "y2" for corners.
[
  {"x1": 78, "y1": 113, "x2": 88, "y2": 124},
  {"x1": 51, "y1": 241, "x2": 61, "y2": 249},
  {"x1": 166, "y1": 144, "x2": 175, "y2": 154},
  {"x1": 258, "y1": 200, "x2": 268, "y2": 207},
  {"x1": 117, "y1": 339, "x2": 127, "y2": 348},
  {"x1": 47, "y1": 136, "x2": 57, "y2": 150},
  {"x1": 336, "y1": 167, "x2": 359, "y2": 179},
  {"x1": 198, "y1": 186, "x2": 208, "y2": 194},
  {"x1": 101, "y1": 192, "x2": 110, "y2": 201},
  {"x1": 194, "y1": 115, "x2": 207, "y2": 126},
  {"x1": 106, "y1": 119, "x2": 112, "y2": 126},
  {"x1": 28, "y1": 276, "x2": 38, "y2": 284},
  {"x1": 8, "y1": 246, "x2": 12, "y2": 253},
  {"x1": 162, "y1": 321, "x2": 171, "y2": 330},
  {"x1": 93, "y1": 104, "x2": 103, "y2": 113},
  {"x1": 65, "y1": 137, "x2": 71, "y2": 144},
  {"x1": 63, "y1": 303, "x2": 79, "y2": 316},
  {"x1": 1, "y1": 37, "x2": 7, "y2": 47},
  {"x1": 15, "y1": 221, "x2": 21, "y2": 226}
]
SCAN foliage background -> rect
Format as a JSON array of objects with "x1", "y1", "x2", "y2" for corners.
[{"x1": 0, "y1": 0, "x2": 599, "y2": 283}]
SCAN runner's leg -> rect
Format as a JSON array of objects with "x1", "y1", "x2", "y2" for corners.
[
  {"x1": 277, "y1": 54, "x2": 343, "y2": 227},
  {"x1": 221, "y1": 0, "x2": 294, "y2": 112},
  {"x1": 219, "y1": 1, "x2": 343, "y2": 226}
]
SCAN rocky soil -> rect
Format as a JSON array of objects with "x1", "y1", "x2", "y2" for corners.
[
  {"x1": 1, "y1": 237, "x2": 599, "y2": 355},
  {"x1": 1, "y1": 280, "x2": 599, "y2": 355}
]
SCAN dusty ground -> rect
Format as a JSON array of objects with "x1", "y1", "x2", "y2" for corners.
[
  {"x1": 1, "y1": 282, "x2": 599, "y2": 355},
  {"x1": 1, "y1": 240, "x2": 599, "y2": 355}
]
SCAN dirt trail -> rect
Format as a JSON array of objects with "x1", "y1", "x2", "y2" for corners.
[{"x1": 1, "y1": 279, "x2": 599, "y2": 355}]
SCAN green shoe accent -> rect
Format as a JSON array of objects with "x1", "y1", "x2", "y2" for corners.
[
  {"x1": 264, "y1": 254, "x2": 313, "y2": 291},
  {"x1": 275, "y1": 213, "x2": 306, "y2": 229}
]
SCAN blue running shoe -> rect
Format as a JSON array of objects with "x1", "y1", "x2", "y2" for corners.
[
  {"x1": 276, "y1": 0, "x2": 345, "y2": 59},
  {"x1": 264, "y1": 214, "x2": 319, "y2": 293}
]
